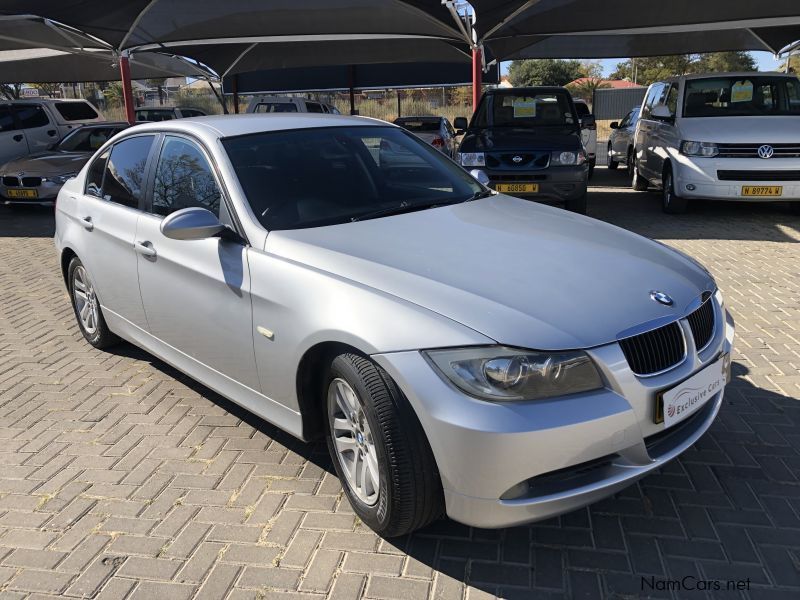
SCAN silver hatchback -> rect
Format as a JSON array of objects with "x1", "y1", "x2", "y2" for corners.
[{"x1": 55, "y1": 114, "x2": 734, "y2": 536}]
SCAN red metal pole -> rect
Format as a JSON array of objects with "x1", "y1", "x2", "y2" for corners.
[
  {"x1": 472, "y1": 46, "x2": 482, "y2": 113},
  {"x1": 119, "y1": 54, "x2": 135, "y2": 125}
]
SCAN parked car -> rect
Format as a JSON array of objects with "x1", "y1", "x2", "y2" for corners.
[
  {"x1": 632, "y1": 72, "x2": 800, "y2": 213},
  {"x1": 246, "y1": 96, "x2": 340, "y2": 114},
  {"x1": 393, "y1": 116, "x2": 458, "y2": 158},
  {"x1": 454, "y1": 87, "x2": 591, "y2": 213},
  {"x1": 607, "y1": 106, "x2": 640, "y2": 175},
  {"x1": 0, "y1": 99, "x2": 104, "y2": 166},
  {"x1": 573, "y1": 99, "x2": 597, "y2": 178},
  {"x1": 0, "y1": 122, "x2": 129, "y2": 206},
  {"x1": 56, "y1": 114, "x2": 733, "y2": 536},
  {"x1": 135, "y1": 107, "x2": 207, "y2": 122}
]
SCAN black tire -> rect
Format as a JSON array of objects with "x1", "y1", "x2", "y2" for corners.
[
  {"x1": 662, "y1": 165, "x2": 688, "y2": 214},
  {"x1": 587, "y1": 160, "x2": 595, "y2": 180},
  {"x1": 631, "y1": 152, "x2": 649, "y2": 191},
  {"x1": 566, "y1": 193, "x2": 587, "y2": 214},
  {"x1": 324, "y1": 352, "x2": 443, "y2": 537},
  {"x1": 67, "y1": 257, "x2": 119, "y2": 349},
  {"x1": 607, "y1": 144, "x2": 619, "y2": 170}
]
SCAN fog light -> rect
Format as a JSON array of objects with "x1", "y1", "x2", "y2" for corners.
[
  {"x1": 686, "y1": 184, "x2": 696, "y2": 191},
  {"x1": 500, "y1": 481, "x2": 530, "y2": 500}
]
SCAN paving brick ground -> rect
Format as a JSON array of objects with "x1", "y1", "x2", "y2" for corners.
[{"x1": 0, "y1": 168, "x2": 798, "y2": 599}]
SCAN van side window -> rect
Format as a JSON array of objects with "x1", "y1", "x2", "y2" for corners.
[
  {"x1": 641, "y1": 83, "x2": 665, "y2": 119},
  {"x1": 54, "y1": 102, "x2": 98, "y2": 121},
  {"x1": 665, "y1": 85, "x2": 679, "y2": 116},
  {"x1": 12, "y1": 105, "x2": 49, "y2": 129},
  {"x1": 101, "y1": 136, "x2": 155, "y2": 209},
  {"x1": 85, "y1": 149, "x2": 110, "y2": 198},
  {"x1": 0, "y1": 106, "x2": 15, "y2": 132}
]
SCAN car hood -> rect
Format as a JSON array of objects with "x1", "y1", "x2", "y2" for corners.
[
  {"x1": 1, "y1": 152, "x2": 90, "y2": 176},
  {"x1": 678, "y1": 116, "x2": 800, "y2": 143},
  {"x1": 459, "y1": 127, "x2": 581, "y2": 153},
  {"x1": 265, "y1": 196, "x2": 714, "y2": 350}
]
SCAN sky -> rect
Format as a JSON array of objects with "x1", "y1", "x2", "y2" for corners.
[{"x1": 500, "y1": 52, "x2": 785, "y2": 77}]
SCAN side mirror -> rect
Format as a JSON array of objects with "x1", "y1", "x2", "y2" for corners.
[
  {"x1": 469, "y1": 169, "x2": 490, "y2": 186},
  {"x1": 609, "y1": 121, "x2": 620, "y2": 129},
  {"x1": 579, "y1": 114, "x2": 596, "y2": 128},
  {"x1": 453, "y1": 116, "x2": 468, "y2": 134},
  {"x1": 160, "y1": 207, "x2": 226, "y2": 241},
  {"x1": 651, "y1": 104, "x2": 674, "y2": 121}
]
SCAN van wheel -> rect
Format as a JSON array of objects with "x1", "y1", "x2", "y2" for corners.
[
  {"x1": 324, "y1": 353, "x2": 443, "y2": 537},
  {"x1": 607, "y1": 145, "x2": 619, "y2": 170},
  {"x1": 662, "y1": 165, "x2": 688, "y2": 214},
  {"x1": 68, "y1": 257, "x2": 119, "y2": 349},
  {"x1": 631, "y1": 153, "x2": 648, "y2": 191},
  {"x1": 566, "y1": 193, "x2": 587, "y2": 214}
]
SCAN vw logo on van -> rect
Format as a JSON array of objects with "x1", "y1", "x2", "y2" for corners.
[{"x1": 757, "y1": 145, "x2": 774, "y2": 159}]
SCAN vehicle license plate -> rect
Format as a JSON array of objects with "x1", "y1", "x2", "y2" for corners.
[
  {"x1": 6, "y1": 189, "x2": 38, "y2": 199},
  {"x1": 741, "y1": 185, "x2": 782, "y2": 197},
  {"x1": 495, "y1": 183, "x2": 539, "y2": 193},
  {"x1": 654, "y1": 354, "x2": 729, "y2": 427}
]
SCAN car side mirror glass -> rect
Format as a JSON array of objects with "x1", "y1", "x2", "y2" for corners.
[
  {"x1": 453, "y1": 117, "x2": 468, "y2": 133},
  {"x1": 609, "y1": 121, "x2": 619, "y2": 129},
  {"x1": 651, "y1": 104, "x2": 674, "y2": 120},
  {"x1": 160, "y1": 207, "x2": 226, "y2": 241},
  {"x1": 580, "y1": 114, "x2": 596, "y2": 128}
]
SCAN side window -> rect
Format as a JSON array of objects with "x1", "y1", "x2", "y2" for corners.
[
  {"x1": 85, "y1": 150, "x2": 109, "y2": 198},
  {"x1": 665, "y1": 85, "x2": 679, "y2": 116},
  {"x1": 54, "y1": 101, "x2": 98, "y2": 121},
  {"x1": 13, "y1": 105, "x2": 49, "y2": 129},
  {"x1": 619, "y1": 111, "x2": 633, "y2": 128},
  {"x1": 0, "y1": 106, "x2": 16, "y2": 132},
  {"x1": 305, "y1": 102, "x2": 324, "y2": 113},
  {"x1": 641, "y1": 83, "x2": 664, "y2": 119},
  {"x1": 102, "y1": 135, "x2": 155, "y2": 209},
  {"x1": 151, "y1": 136, "x2": 221, "y2": 217}
]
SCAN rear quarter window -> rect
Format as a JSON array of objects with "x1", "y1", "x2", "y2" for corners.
[{"x1": 55, "y1": 102, "x2": 99, "y2": 121}]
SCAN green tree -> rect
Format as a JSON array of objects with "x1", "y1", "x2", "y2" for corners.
[
  {"x1": 103, "y1": 82, "x2": 124, "y2": 107},
  {"x1": 566, "y1": 77, "x2": 611, "y2": 103},
  {"x1": 694, "y1": 51, "x2": 757, "y2": 73},
  {"x1": 609, "y1": 52, "x2": 759, "y2": 86},
  {"x1": 579, "y1": 60, "x2": 603, "y2": 79},
  {"x1": 508, "y1": 59, "x2": 584, "y2": 87},
  {"x1": 0, "y1": 83, "x2": 23, "y2": 100}
]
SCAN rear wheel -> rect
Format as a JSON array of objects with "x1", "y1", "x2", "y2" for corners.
[
  {"x1": 68, "y1": 257, "x2": 119, "y2": 349},
  {"x1": 587, "y1": 160, "x2": 595, "y2": 180},
  {"x1": 607, "y1": 144, "x2": 619, "y2": 170},
  {"x1": 631, "y1": 152, "x2": 648, "y2": 191},
  {"x1": 662, "y1": 165, "x2": 688, "y2": 214},
  {"x1": 566, "y1": 193, "x2": 587, "y2": 214},
  {"x1": 325, "y1": 352, "x2": 443, "y2": 537}
]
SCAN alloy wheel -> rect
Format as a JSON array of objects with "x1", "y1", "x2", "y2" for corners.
[
  {"x1": 328, "y1": 377, "x2": 380, "y2": 505},
  {"x1": 72, "y1": 265, "x2": 99, "y2": 335}
]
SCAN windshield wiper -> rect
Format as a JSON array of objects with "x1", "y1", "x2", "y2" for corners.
[{"x1": 351, "y1": 199, "x2": 463, "y2": 222}]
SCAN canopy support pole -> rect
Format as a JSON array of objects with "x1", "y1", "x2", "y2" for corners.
[
  {"x1": 208, "y1": 80, "x2": 228, "y2": 114},
  {"x1": 119, "y1": 52, "x2": 135, "y2": 125},
  {"x1": 348, "y1": 65, "x2": 357, "y2": 115},
  {"x1": 472, "y1": 46, "x2": 482, "y2": 112},
  {"x1": 232, "y1": 75, "x2": 240, "y2": 113}
]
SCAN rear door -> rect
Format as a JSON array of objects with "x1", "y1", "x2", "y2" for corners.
[
  {"x1": 0, "y1": 104, "x2": 28, "y2": 164},
  {"x1": 75, "y1": 134, "x2": 156, "y2": 329},
  {"x1": 12, "y1": 104, "x2": 58, "y2": 154},
  {"x1": 650, "y1": 84, "x2": 680, "y2": 179}
]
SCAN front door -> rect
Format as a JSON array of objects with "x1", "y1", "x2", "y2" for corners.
[
  {"x1": 135, "y1": 135, "x2": 259, "y2": 390},
  {"x1": 0, "y1": 104, "x2": 28, "y2": 164},
  {"x1": 12, "y1": 104, "x2": 58, "y2": 154},
  {"x1": 75, "y1": 135, "x2": 156, "y2": 330}
]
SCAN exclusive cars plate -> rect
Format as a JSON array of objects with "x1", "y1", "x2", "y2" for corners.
[{"x1": 655, "y1": 353, "x2": 728, "y2": 427}]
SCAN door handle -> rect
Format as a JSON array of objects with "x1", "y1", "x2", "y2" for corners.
[
  {"x1": 134, "y1": 241, "x2": 157, "y2": 258},
  {"x1": 81, "y1": 216, "x2": 94, "y2": 231},
  {"x1": 12, "y1": 134, "x2": 23, "y2": 142},
  {"x1": 47, "y1": 129, "x2": 57, "y2": 137}
]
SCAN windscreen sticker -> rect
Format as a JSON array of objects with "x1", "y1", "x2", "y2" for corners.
[
  {"x1": 512, "y1": 98, "x2": 537, "y2": 118},
  {"x1": 731, "y1": 80, "x2": 754, "y2": 103}
]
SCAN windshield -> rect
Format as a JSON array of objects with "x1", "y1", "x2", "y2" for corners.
[
  {"x1": 683, "y1": 76, "x2": 800, "y2": 117},
  {"x1": 477, "y1": 92, "x2": 577, "y2": 128},
  {"x1": 222, "y1": 125, "x2": 483, "y2": 230},
  {"x1": 56, "y1": 126, "x2": 125, "y2": 152}
]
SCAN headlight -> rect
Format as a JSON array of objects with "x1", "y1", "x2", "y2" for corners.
[
  {"x1": 550, "y1": 150, "x2": 586, "y2": 166},
  {"x1": 48, "y1": 173, "x2": 78, "y2": 184},
  {"x1": 423, "y1": 346, "x2": 604, "y2": 402},
  {"x1": 459, "y1": 152, "x2": 485, "y2": 167},
  {"x1": 680, "y1": 141, "x2": 718, "y2": 157}
]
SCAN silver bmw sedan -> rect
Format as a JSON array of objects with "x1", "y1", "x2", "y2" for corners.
[{"x1": 54, "y1": 114, "x2": 734, "y2": 537}]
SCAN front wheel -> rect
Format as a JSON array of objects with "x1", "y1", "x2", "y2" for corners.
[
  {"x1": 607, "y1": 145, "x2": 619, "y2": 170},
  {"x1": 68, "y1": 257, "x2": 119, "y2": 349},
  {"x1": 325, "y1": 353, "x2": 443, "y2": 537},
  {"x1": 631, "y1": 153, "x2": 648, "y2": 191},
  {"x1": 662, "y1": 166, "x2": 688, "y2": 214}
]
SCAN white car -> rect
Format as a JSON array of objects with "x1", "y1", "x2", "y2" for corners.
[
  {"x1": 0, "y1": 99, "x2": 104, "y2": 166},
  {"x1": 632, "y1": 72, "x2": 800, "y2": 213},
  {"x1": 573, "y1": 99, "x2": 597, "y2": 178},
  {"x1": 246, "y1": 96, "x2": 340, "y2": 114}
]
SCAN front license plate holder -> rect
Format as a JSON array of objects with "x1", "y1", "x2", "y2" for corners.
[
  {"x1": 495, "y1": 183, "x2": 539, "y2": 193},
  {"x1": 6, "y1": 188, "x2": 38, "y2": 199},
  {"x1": 741, "y1": 185, "x2": 782, "y2": 197},
  {"x1": 654, "y1": 354, "x2": 729, "y2": 427}
]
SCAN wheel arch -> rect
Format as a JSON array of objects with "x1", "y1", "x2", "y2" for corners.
[{"x1": 60, "y1": 246, "x2": 78, "y2": 286}]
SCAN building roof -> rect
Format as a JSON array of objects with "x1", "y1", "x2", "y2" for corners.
[{"x1": 567, "y1": 78, "x2": 643, "y2": 89}]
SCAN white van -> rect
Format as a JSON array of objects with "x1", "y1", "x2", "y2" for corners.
[
  {"x1": 246, "y1": 96, "x2": 340, "y2": 115},
  {"x1": 632, "y1": 72, "x2": 800, "y2": 213},
  {"x1": 0, "y1": 99, "x2": 104, "y2": 166}
]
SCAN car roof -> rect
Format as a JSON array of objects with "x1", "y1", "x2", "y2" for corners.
[
  {"x1": 487, "y1": 86, "x2": 569, "y2": 94},
  {"x1": 125, "y1": 113, "x2": 390, "y2": 139},
  {"x1": 73, "y1": 121, "x2": 128, "y2": 128},
  {"x1": 395, "y1": 116, "x2": 442, "y2": 121},
  {"x1": 661, "y1": 71, "x2": 798, "y2": 84}
]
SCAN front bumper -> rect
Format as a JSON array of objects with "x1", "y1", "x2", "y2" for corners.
[
  {"x1": 483, "y1": 165, "x2": 588, "y2": 201},
  {"x1": 373, "y1": 301, "x2": 734, "y2": 529},
  {"x1": 0, "y1": 180, "x2": 60, "y2": 205},
  {"x1": 673, "y1": 155, "x2": 800, "y2": 201}
]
